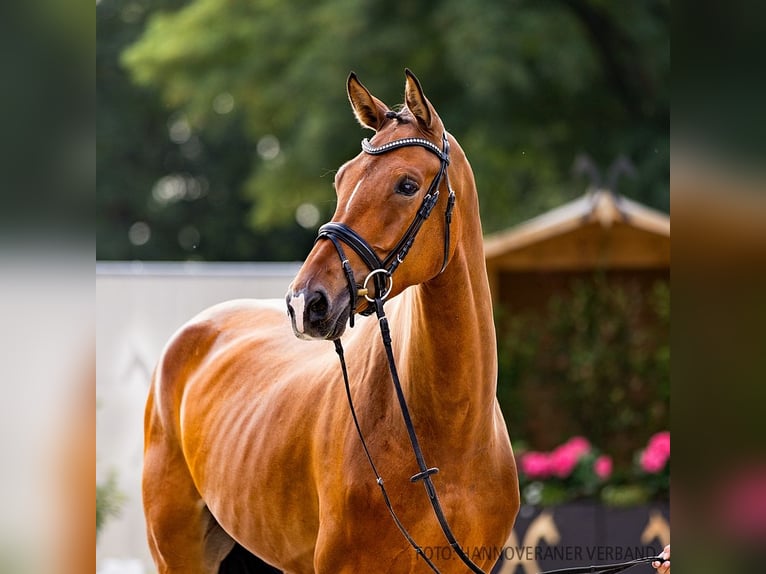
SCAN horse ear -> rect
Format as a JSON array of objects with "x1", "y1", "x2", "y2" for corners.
[
  {"x1": 404, "y1": 68, "x2": 434, "y2": 131},
  {"x1": 347, "y1": 72, "x2": 388, "y2": 132}
]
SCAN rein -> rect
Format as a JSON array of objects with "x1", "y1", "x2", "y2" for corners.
[
  {"x1": 537, "y1": 555, "x2": 666, "y2": 574},
  {"x1": 319, "y1": 130, "x2": 485, "y2": 573},
  {"x1": 318, "y1": 131, "x2": 664, "y2": 574},
  {"x1": 333, "y1": 297, "x2": 485, "y2": 574}
]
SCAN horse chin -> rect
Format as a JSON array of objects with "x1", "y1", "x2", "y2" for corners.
[
  {"x1": 290, "y1": 307, "x2": 350, "y2": 341},
  {"x1": 326, "y1": 313, "x2": 349, "y2": 341}
]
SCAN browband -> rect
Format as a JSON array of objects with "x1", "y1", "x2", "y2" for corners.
[{"x1": 362, "y1": 137, "x2": 450, "y2": 164}]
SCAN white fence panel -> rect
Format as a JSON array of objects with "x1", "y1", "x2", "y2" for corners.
[{"x1": 96, "y1": 261, "x2": 301, "y2": 573}]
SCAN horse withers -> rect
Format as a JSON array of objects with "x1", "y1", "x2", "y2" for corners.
[{"x1": 142, "y1": 70, "x2": 519, "y2": 573}]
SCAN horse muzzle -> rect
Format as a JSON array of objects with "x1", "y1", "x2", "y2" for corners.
[{"x1": 285, "y1": 287, "x2": 350, "y2": 341}]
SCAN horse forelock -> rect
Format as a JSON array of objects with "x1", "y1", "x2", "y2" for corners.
[{"x1": 376, "y1": 103, "x2": 446, "y2": 142}]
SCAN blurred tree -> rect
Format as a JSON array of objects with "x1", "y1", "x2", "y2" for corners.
[
  {"x1": 97, "y1": 0, "x2": 316, "y2": 260},
  {"x1": 99, "y1": 0, "x2": 668, "y2": 260}
]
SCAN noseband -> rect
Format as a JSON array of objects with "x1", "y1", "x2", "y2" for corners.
[{"x1": 316, "y1": 131, "x2": 455, "y2": 326}]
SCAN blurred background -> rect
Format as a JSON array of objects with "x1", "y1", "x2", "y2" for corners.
[
  {"x1": 14, "y1": 0, "x2": 766, "y2": 572},
  {"x1": 96, "y1": 0, "x2": 672, "y2": 572},
  {"x1": 97, "y1": 0, "x2": 669, "y2": 261}
]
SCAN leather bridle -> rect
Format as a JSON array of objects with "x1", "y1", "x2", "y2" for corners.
[
  {"x1": 316, "y1": 131, "x2": 455, "y2": 327},
  {"x1": 317, "y1": 130, "x2": 490, "y2": 573},
  {"x1": 315, "y1": 131, "x2": 665, "y2": 574}
]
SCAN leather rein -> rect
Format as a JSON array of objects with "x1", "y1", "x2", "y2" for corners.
[
  {"x1": 318, "y1": 130, "x2": 485, "y2": 573},
  {"x1": 536, "y1": 556, "x2": 666, "y2": 574},
  {"x1": 316, "y1": 132, "x2": 665, "y2": 574}
]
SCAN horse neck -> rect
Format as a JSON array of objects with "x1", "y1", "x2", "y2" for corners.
[{"x1": 392, "y1": 152, "x2": 498, "y2": 438}]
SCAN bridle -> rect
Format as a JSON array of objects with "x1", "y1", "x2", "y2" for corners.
[
  {"x1": 318, "y1": 129, "x2": 486, "y2": 573},
  {"x1": 315, "y1": 130, "x2": 665, "y2": 574},
  {"x1": 316, "y1": 130, "x2": 455, "y2": 327}
]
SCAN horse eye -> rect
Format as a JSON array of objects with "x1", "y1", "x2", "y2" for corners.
[{"x1": 396, "y1": 179, "x2": 419, "y2": 196}]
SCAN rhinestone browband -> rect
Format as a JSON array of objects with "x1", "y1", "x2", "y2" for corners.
[{"x1": 361, "y1": 137, "x2": 450, "y2": 163}]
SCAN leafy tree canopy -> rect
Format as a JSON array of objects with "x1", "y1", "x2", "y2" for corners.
[{"x1": 100, "y1": 0, "x2": 668, "y2": 260}]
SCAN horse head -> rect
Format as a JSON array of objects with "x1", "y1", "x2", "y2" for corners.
[{"x1": 286, "y1": 70, "x2": 460, "y2": 340}]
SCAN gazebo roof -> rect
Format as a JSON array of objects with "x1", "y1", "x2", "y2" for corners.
[{"x1": 483, "y1": 189, "x2": 670, "y2": 271}]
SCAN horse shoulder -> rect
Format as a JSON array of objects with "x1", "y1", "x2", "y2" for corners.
[{"x1": 146, "y1": 299, "x2": 287, "y2": 442}]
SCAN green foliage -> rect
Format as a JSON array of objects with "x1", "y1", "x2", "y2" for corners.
[
  {"x1": 2, "y1": 2, "x2": 92, "y2": 235},
  {"x1": 97, "y1": 0, "x2": 318, "y2": 260},
  {"x1": 98, "y1": 0, "x2": 668, "y2": 261},
  {"x1": 599, "y1": 484, "x2": 653, "y2": 507},
  {"x1": 96, "y1": 471, "x2": 125, "y2": 540},
  {"x1": 497, "y1": 275, "x2": 670, "y2": 467}
]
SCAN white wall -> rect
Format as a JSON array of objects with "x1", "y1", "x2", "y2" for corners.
[{"x1": 96, "y1": 261, "x2": 301, "y2": 573}]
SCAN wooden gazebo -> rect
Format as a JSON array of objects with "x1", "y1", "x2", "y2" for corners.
[
  {"x1": 484, "y1": 189, "x2": 669, "y2": 313},
  {"x1": 483, "y1": 189, "x2": 670, "y2": 454}
]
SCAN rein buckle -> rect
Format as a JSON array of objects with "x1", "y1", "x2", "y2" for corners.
[{"x1": 410, "y1": 467, "x2": 439, "y2": 483}]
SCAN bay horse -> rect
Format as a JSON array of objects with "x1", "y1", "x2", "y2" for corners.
[{"x1": 142, "y1": 70, "x2": 519, "y2": 573}]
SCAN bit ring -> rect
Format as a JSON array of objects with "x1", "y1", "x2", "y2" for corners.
[{"x1": 362, "y1": 269, "x2": 393, "y2": 302}]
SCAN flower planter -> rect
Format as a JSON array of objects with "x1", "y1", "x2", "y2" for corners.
[{"x1": 492, "y1": 501, "x2": 669, "y2": 574}]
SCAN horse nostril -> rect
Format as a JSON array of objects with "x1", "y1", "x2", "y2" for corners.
[{"x1": 307, "y1": 291, "x2": 329, "y2": 323}]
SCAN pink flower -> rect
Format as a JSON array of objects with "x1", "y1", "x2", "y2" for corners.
[
  {"x1": 549, "y1": 437, "x2": 591, "y2": 479},
  {"x1": 647, "y1": 431, "x2": 670, "y2": 458},
  {"x1": 565, "y1": 436, "x2": 591, "y2": 458},
  {"x1": 594, "y1": 455, "x2": 613, "y2": 480},
  {"x1": 520, "y1": 451, "x2": 551, "y2": 479},
  {"x1": 640, "y1": 448, "x2": 667, "y2": 473},
  {"x1": 640, "y1": 431, "x2": 670, "y2": 473}
]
